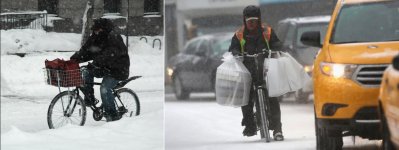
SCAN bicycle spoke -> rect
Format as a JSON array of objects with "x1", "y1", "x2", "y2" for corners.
[
  {"x1": 53, "y1": 110, "x2": 64, "y2": 116},
  {"x1": 69, "y1": 115, "x2": 81, "y2": 123},
  {"x1": 53, "y1": 115, "x2": 65, "y2": 123},
  {"x1": 55, "y1": 117, "x2": 67, "y2": 128}
]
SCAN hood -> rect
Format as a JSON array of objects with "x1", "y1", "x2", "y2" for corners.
[
  {"x1": 327, "y1": 42, "x2": 399, "y2": 64},
  {"x1": 242, "y1": 5, "x2": 263, "y2": 35}
]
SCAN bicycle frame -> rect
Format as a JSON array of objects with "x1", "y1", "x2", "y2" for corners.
[
  {"x1": 76, "y1": 82, "x2": 126, "y2": 112},
  {"x1": 242, "y1": 50, "x2": 273, "y2": 142}
]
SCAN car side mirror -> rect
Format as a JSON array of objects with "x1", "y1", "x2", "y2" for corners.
[
  {"x1": 301, "y1": 31, "x2": 322, "y2": 48},
  {"x1": 393, "y1": 55, "x2": 399, "y2": 71}
]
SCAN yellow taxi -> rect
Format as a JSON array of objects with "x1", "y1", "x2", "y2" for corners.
[
  {"x1": 301, "y1": 0, "x2": 399, "y2": 149},
  {"x1": 379, "y1": 54, "x2": 399, "y2": 150}
]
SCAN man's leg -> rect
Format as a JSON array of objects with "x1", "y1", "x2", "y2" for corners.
[
  {"x1": 100, "y1": 76, "x2": 119, "y2": 122},
  {"x1": 241, "y1": 85, "x2": 257, "y2": 136},
  {"x1": 269, "y1": 97, "x2": 284, "y2": 140},
  {"x1": 80, "y1": 69, "x2": 95, "y2": 105}
]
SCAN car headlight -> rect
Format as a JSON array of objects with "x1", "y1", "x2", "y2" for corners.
[
  {"x1": 320, "y1": 62, "x2": 357, "y2": 78},
  {"x1": 304, "y1": 65, "x2": 313, "y2": 73},
  {"x1": 167, "y1": 67, "x2": 174, "y2": 77}
]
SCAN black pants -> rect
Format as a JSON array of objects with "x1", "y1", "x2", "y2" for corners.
[{"x1": 241, "y1": 83, "x2": 282, "y2": 133}]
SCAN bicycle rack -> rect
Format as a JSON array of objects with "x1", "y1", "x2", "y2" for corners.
[
  {"x1": 153, "y1": 38, "x2": 161, "y2": 50},
  {"x1": 139, "y1": 37, "x2": 148, "y2": 43}
]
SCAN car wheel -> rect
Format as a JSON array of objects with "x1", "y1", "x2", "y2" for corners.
[
  {"x1": 381, "y1": 113, "x2": 394, "y2": 150},
  {"x1": 295, "y1": 89, "x2": 310, "y2": 103},
  {"x1": 315, "y1": 112, "x2": 343, "y2": 150},
  {"x1": 173, "y1": 74, "x2": 190, "y2": 100}
]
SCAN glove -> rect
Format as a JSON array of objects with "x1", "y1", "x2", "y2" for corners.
[{"x1": 88, "y1": 63, "x2": 110, "y2": 78}]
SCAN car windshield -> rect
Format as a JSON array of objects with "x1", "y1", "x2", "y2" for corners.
[
  {"x1": 331, "y1": 1, "x2": 399, "y2": 44},
  {"x1": 211, "y1": 37, "x2": 231, "y2": 57},
  {"x1": 296, "y1": 23, "x2": 328, "y2": 48}
]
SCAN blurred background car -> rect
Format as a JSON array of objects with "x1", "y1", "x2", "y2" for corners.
[
  {"x1": 378, "y1": 54, "x2": 399, "y2": 150},
  {"x1": 276, "y1": 15, "x2": 330, "y2": 102},
  {"x1": 167, "y1": 32, "x2": 233, "y2": 100}
]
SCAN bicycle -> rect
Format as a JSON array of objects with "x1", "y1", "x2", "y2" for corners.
[
  {"x1": 44, "y1": 65, "x2": 141, "y2": 129},
  {"x1": 240, "y1": 49, "x2": 276, "y2": 142}
]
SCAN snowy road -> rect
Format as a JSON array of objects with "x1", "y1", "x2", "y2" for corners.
[{"x1": 165, "y1": 88, "x2": 382, "y2": 150}]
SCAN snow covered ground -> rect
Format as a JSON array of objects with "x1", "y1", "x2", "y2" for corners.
[
  {"x1": 1, "y1": 29, "x2": 164, "y2": 150},
  {"x1": 165, "y1": 92, "x2": 382, "y2": 150}
]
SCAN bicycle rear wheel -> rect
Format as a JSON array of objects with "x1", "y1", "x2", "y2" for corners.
[
  {"x1": 256, "y1": 88, "x2": 271, "y2": 142},
  {"x1": 47, "y1": 91, "x2": 86, "y2": 129},
  {"x1": 115, "y1": 88, "x2": 140, "y2": 117}
]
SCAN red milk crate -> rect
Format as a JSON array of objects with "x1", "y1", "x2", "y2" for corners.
[{"x1": 44, "y1": 59, "x2": 84, "y2": 87}]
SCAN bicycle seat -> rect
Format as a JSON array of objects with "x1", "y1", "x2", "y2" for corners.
[{"x1": 113, "y1": 76, "x2": 142, "y2": 89}]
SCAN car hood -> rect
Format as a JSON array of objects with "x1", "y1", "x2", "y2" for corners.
[{"x1": 327, "y1": 42, "x2": 399, "y2": 64}]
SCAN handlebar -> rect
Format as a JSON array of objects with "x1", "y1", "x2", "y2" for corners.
[{"x1": 237, "y1": 49, "x2": 279, "y2": 59}]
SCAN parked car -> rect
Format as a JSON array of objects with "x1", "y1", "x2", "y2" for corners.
[
  {"x1": 276, "y1": 16, "x2": 330, "y2": 102},
  {"x1": 379, "y1": 54, "x2": 399, "y2": 150},
  {"x1": 168, "y1": 33, "x2": 233, "y2": 100},
  {"x1": 301, "y1": 0, "x2": 399, "y2": 149}
]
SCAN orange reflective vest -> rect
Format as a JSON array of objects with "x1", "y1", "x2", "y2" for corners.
[{"x1": 235, "y1": 25, "x2": 271, "y2": 53}]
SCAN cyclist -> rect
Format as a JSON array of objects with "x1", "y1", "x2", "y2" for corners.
[
  {"x1": 70, "y1": 18, "x2": 130, "y2": 122},
  {"x1": 228, "y1": 5, "x2": 284, "y2": 140}
]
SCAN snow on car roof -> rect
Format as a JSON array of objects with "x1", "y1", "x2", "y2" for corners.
[{"x1": 278, "y1": 16, "x2": 331, "y2": 24}]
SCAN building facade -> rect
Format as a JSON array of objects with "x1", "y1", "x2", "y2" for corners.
[{"x1": 1, "y1": 0, "x2": 163, "y2": 36}]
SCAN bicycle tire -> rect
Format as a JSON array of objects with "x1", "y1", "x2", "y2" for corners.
[
  {"x1": 115, "y1": 88, "x2": 140, "y2": 117},
  {"x1": 256, "y1": 88, "x2": 271, "y2": 142},
  {"x1": 47, "y1": 91, "x2": 86, "y2": 129}
]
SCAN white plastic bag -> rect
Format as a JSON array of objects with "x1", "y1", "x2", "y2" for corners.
[
  {"x1": 215, "y1": 52, "x2": 252, "y2": 107},
  {"x1": 280, "y1": 52, "x2": 312, "y2": 92},
  {"x1": 264, "y1": 52, "x2": 291, "y2": 97},
  {"x1": 264, "y1": 51, "x2": 312, "y2": 97}
]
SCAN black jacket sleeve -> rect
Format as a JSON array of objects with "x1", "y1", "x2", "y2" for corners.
[
  {"x1": 228, "y1": 35, "x2": 241, "y2": 56},
  {"x1": 269, "y1": 29, "x2": 283, "y2": 51},
  {"x1": 70, "y1": 35, "x2": 95, "y2": 62}
]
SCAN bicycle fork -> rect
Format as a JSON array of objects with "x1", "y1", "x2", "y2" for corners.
[
  {"x1": 256, "y1": 86, "x2": 271, "y2": 142},
  {"x1": 63, "y1": 90, "x2": 80, "y2": 117}
]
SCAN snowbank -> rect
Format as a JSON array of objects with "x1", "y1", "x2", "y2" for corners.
[
  {"x1": 0, "y1": 29, "x2": 81, "y2": 54},
  {"x1": 2, "y1": 110, "x2": 163, "y2": 150}
]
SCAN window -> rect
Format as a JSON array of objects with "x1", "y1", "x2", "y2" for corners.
[
  {"x1": 331, "y1": 1, "x2": 399, "y2": 44},
  {"x1": 283, "y1": 24, "x2": 296, "y2": 47},
  {"x1": 144, "y1": 0, "x2": 160, "y2": 14},
  {"x1": 184, "y1": 39, "x2": 201, "y2": 55},
  {"x1": 38, "y1": 0, "x2": 58, "y2": 14},
  {"x1": 104, "y1": 0, "x2": 121, "y2": 13},
  {"x1": 211, "y1": 37, "x2": 231, "y2": 57},
  {"x1": 196, "y1": 40, "x2": 209, "y2": 56}
]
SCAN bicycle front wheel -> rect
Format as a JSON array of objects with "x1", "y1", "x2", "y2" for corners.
[
  {"x1": 47, "y1": 91, "x2": 86, "y2": 129},
  {"x1": 256, "y1": 88, "x2": 271, "y2": 142},
  {"x1": 115, "y1": 88, "x2": 140, "y2": 117}
]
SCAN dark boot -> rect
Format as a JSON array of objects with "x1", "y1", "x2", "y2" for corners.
[
  {"x1": 242, "y1": 117, "x2": 257, "y2": 137},
  {"x1": 243, "y1": 125, "x2": 257, "y2": 137},
  {"x1": 273, "y1": 130, "x2": 284, "y2": 141},
  {"x1": 105, "y1": 112, "x2": 122, "y2": 122}
]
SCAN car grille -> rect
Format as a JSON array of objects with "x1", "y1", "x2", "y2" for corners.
[{"x1": 353, "y1": 64, "x2": 388, "y2": 87}]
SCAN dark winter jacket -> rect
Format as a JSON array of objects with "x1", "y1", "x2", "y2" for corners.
[
  {"x1": 71, "y1": 31, "x2": 130, "y2": 80},
  {"x1": 229, "y1": 25, "x2": 282, "y2": 83}
]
